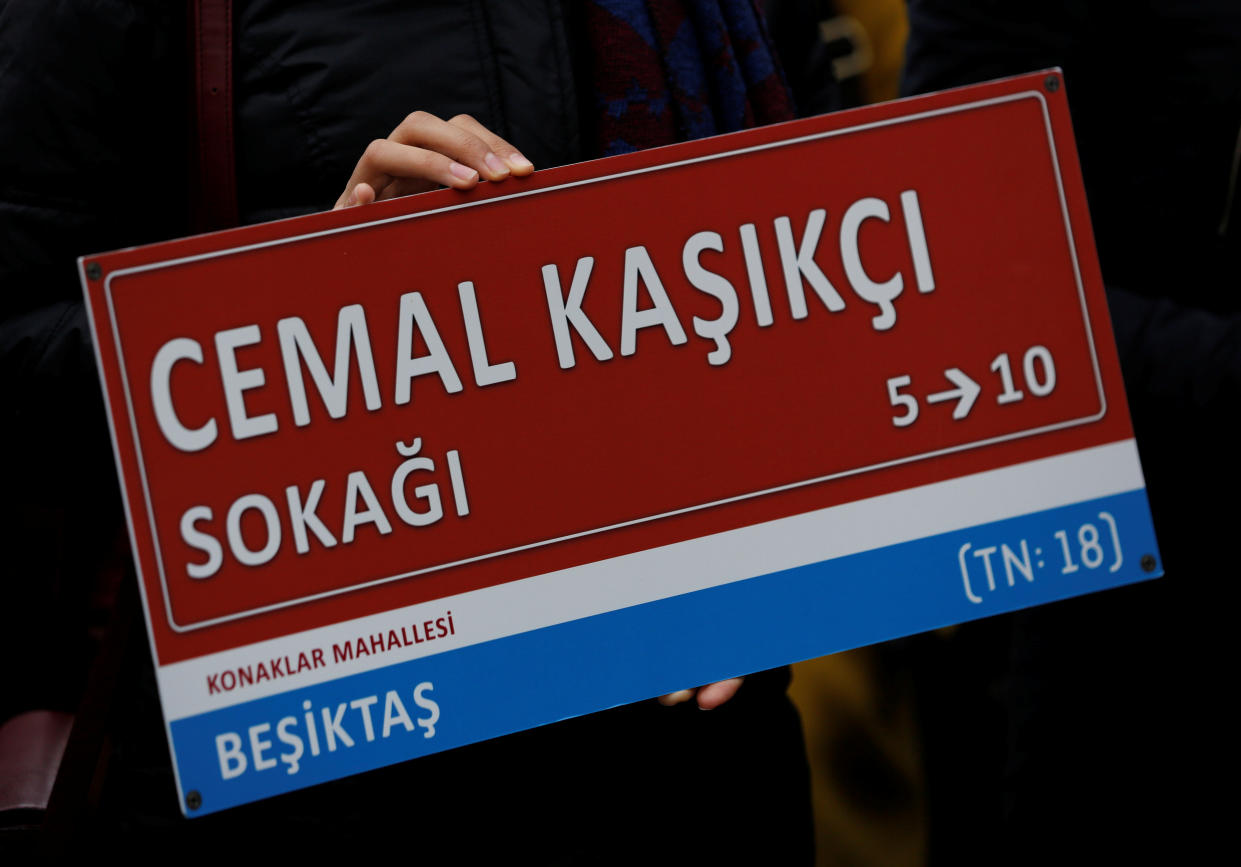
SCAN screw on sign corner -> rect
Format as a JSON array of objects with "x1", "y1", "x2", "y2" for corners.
[
  {"x1": 1140, "y1": 554, "x2": 1157, "y2": 573},
  {"x1": 1044, "y1": 74, "x2": 1061, "y2": 93},
  {"x1": 186, "y1": 790, "x2": 202, "y2": 811},
  {"x1": 86, "y1": 262, "x2": 102, "y2": 280}
]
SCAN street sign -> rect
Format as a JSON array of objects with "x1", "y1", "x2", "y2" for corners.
[{"x1": 80, "y1": 70, "x2": 1161, "y2": 816}]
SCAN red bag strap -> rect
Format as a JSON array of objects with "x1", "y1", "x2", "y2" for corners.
[{"x1": 191, "y1": 0, "x2": 238, "y2": 231}]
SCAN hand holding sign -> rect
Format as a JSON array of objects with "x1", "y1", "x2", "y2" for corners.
[
  {"x1": 658, "y1": 677, "x2": 745, "y2": 709},
  {"x1": 334, "y1": 111, "x2": 535, "y2": 209}
]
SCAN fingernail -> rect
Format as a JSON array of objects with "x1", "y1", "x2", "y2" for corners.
[
  {"x1": 347, "y1": 190, "x2": 357, "y2": 207},
  {"x1": 484, "y1": 152, "x2": 509, "y2": 177},
  {"x1": 507, "y1": 152, "x2": 533, "y2": 171},
  {"x1": 449, "y1": 162, "x2": 479, "y2": 182}
]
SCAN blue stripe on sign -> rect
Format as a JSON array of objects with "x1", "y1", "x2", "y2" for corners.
[{"x1": 170, "y1": 488, "x2": 1160, "y2": 816}]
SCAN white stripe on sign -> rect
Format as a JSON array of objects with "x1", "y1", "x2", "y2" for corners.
[{"x1": 158, "y1": 438, "x2": 1145, "y2": 719}]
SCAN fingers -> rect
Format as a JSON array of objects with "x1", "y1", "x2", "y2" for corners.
[
  {"x1": 656, "y1": 676, "x2": 745, "y2": 710},
  {"x1": 447, "y1": 113, "x2": 534, "y2": 177},
  {"x1": 390, "y1": 111, "x2": 513, "y2": 182},
  {"x1": 657, "y1": 688, "x2": 696, "y2": 707},
  {"x1": 334, "y1": 181, "x2": 378, "y2": 211},
  {"x1": 333, "y1": 137, "x2": 477, "y2": 210},
  {"x1": 335, "y1": 111, "x2": 536, "y2": 210},
  {"x1": 696, "y1": 677, "x2": 744, "y2": 710}
]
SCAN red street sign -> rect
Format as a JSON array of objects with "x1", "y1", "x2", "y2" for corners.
[{"x1": 80, "y1": 70, "x2": 1159, "y2": 816}]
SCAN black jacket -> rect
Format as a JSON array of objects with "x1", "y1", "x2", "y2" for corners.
[
  {"x1": 1, "y1": 1, "x2": 819, "y2": 856},
  {"x1": 1, "y1": 0, "x2": 590, "y2": 520}
]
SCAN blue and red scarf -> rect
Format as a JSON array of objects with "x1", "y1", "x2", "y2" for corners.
[{"x1": 585, "y1": 0, "x2": 797, "y2": 156}]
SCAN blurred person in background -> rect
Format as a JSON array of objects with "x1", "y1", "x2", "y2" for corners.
[{"x1": 902, "y1": 1, "x2": 1241, "y2": 862}]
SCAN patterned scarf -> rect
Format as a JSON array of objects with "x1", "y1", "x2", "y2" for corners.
[{"x1": 585, "y1": 0, "x2": 797, "y2": 156}]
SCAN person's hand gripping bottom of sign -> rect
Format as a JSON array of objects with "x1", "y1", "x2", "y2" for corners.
[
  {"x1": 657, "y1": 677, "x2": 745, "y2": 710},
  {"x1": 337, "y1": 110, "x2": 746, "y2": 712}
]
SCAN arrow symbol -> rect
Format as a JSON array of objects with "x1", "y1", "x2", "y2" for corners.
[{"x1": 926, "y1": 368, "x2": 981, "y2": 420}]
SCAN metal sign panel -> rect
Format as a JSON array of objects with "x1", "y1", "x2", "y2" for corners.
[{"x1": 80, "y1": 70, "x2": 1161, "y2": 816}]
